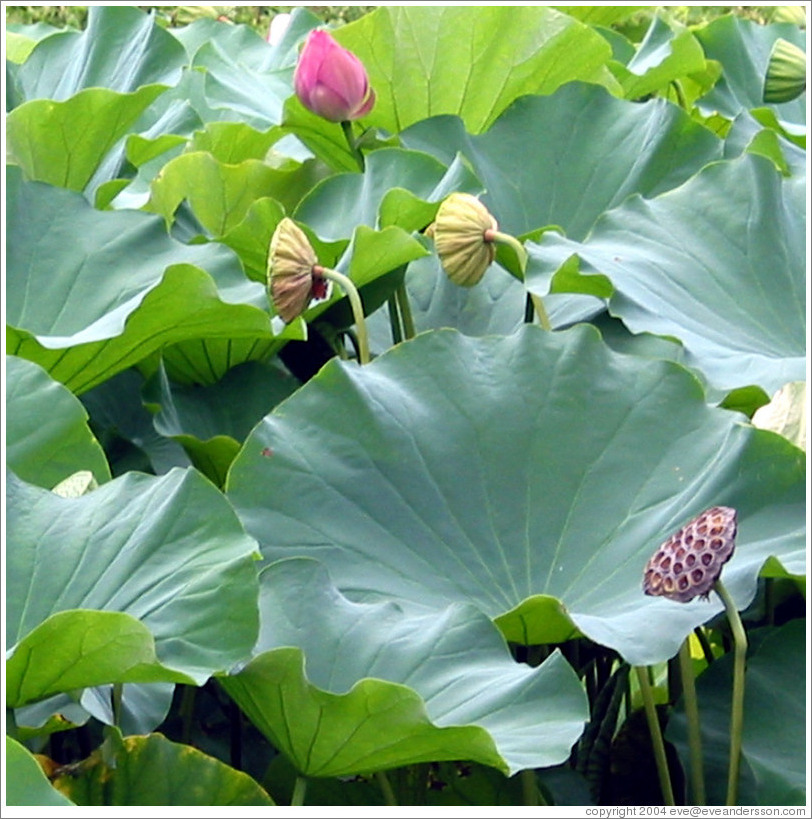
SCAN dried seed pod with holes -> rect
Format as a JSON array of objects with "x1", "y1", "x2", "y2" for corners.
[{"x1": 643, "y1": 506, "x2": 737, "y2": 603}]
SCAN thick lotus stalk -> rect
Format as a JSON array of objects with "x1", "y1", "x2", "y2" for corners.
[
  {"x1": 642, "y1": 506, "x2": 747, "y2": 806},
  {"x1": 267, "y1": 218, "x2": 327, "y2": 323},
  {"x1": 294, "y1": 30, "x2": 375, "y2": 122},
  {"x1": 763, "y1": 38, "x2": 806, "y2": 103}
]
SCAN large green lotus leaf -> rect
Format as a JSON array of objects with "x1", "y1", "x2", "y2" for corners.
[
  {"x1": 6, "y1": 170, "x2": 274, "y2": 394},
  {"x1": 524, "y1": 154, "x2": 805, "y2": 395},
  {"x1": 190, "y1": 39, "x2": 292, "y2": 130},
  {"x1": 220, "y1": 558, "x2": 587, "y2": 777},
  {"x1": 142, "y1": 360, "x2": 299, "y2": 487},
  {"x1": 294, "y1": 148, "x2": 481, "y2": 241},
  {"x1": 695, "y1": 15, "x2": 806, "y2": 129},
  {"x1": 609, "y1": 14, "x2": 708, "y2": 100},
  {"x1": 400, "y1": 84, "x2": 722, "y2": 239},
  {"x1": 6, "y1": 356, "x2": 110, "y2": 489},
  {"x1": 5, "y1": 736, "x2": 76, "y2": 807},
  {"x1": 7, "y1": 85, "x2": 168, "y2": 192},
  {"x1": 11, "y1": 6, "x2": 185, "y2": 104},
  {"x1": 668, "y1": 620, "x2": 806, "y2": 806},
  {"x1": 334, "y1": 6, "x2": 615, "y2": 135},
  {"x1": 7, "y1": 610, "x2": 193, "y2": 708},
  {"x1": 148, "y1": 151, "x2": 296, "y2": 235},
  {"x1": 227, "y1": 326, "x2": 805, "y2": 666},
  {"x1": 52, "y1": 729, "x2": 274, "y2": 805},
  {"x1": 6, "y1": 468, "x2": 260, "y2": 686}
]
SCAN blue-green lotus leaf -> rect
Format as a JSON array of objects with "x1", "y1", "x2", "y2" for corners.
[
  {"x1": 6, "y1": 356, "x2": 110, "y2": 489},
  {"x1": 7, "y1": 468, "x2": 260, "y2": 691},
  {"x1": 220, "y1": 558, "x2": 588, "y2": 777},
  {"x1": 6, "y1": 168, "x2": 273, "y2": 394},
  {"x1": 227, "y1": 326, "x2": 804, "y2": 666},
  {"x1": 334, "y1": 6, "x2": 616, "y2": 134},
  {"x1": 525, "y1": 154, "x2": 805, "y2": 395},
  {"x1": 401, "y1": 83, "x2": 722, "y2": 239},
  {"x1": 11, "y1": 5, "x2": 185, "y2": 103}
]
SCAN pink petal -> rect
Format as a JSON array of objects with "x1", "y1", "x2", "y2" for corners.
[
  {"x1": 351, "y1": 86, "x2": 376, "y2": 120},
  {"x1": 308, "y1": 84, "x2": 355, "y2": 122}
]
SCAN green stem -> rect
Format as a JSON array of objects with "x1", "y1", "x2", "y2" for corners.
[
  {"x1": 318, "y1": 267, "x2": 369, "y2": 364},
  {"x1": 112, "y1": 683, "x2": 124, "y2": 728},
  {"x1": 635, "y1": 665, "x2": 675, "y2": 806},
  {"x1": 529, "y1": 293, "x2": 553, "y2": 331},
  {"x1": 375, "y1": 771, "x2": 398, "y2": 806},
  {"x1": 715, "y1": 578, "x2": 747, "y2": 807},
  {"x1": 693, "y1": 626, "x2": 716, "y2": 666},
  {"x1": 179, "y1": 685, "x2": 196, "y2": 746},
  {"x1": 490, "y1": 229, "x2": 528, "y2": 274},
  {"x1": 669, "y1": 80, "x2": 688, "y2": 111},
  {"x1": 387, "y1": 295, "x2": 403, "y2": 345},
  {"x1": 678, "y1": 638, "x2": 706, "y2": 805},
  {"x1": 521, "y1": 769, "x2": 539, "y2": 806},
  {"x1": 291, "y1": 775, "x2": 308, "y2": 806},
  {"x1": 340, "y1": 119, "x2": 365, "y2": 171},
  {"x1": 396, "y1": 281, "x2": 416, "y2": 339}
]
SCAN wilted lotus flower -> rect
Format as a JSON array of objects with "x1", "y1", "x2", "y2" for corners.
[
  {"x1": 643, "y1": 506, "x2": 737, "y2": 603},
  {"x1": 293, "y1": 30, "x2": 375, "y2": 122},
  {"x1": 432, "y1": 193, "x2": 499, "y2": 287},
  {"x1": 268, "y1": 218, "x2": 328, "y2": 323}
]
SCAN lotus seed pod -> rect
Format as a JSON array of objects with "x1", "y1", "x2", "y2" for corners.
[
  {"x1": 268, "y1": 218, "x2": 322, "y2": 323},
  {"x1": 643, "y1": 506, "x2": 737, "y2": 603},
  {"x1": 433, "y1": 193, "x2": 498, "y2": 287}
]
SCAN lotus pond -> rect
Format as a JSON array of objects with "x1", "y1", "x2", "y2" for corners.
[{"x1": 4, "y1": 3, "x2": 808, "y2": 810}]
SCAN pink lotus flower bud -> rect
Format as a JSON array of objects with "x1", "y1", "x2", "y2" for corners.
[{"x1": 293, "y1": 29, "x2": 375, "y2": 122}]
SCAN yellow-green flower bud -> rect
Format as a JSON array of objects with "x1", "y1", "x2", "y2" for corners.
[
  {"x1": 763, "y1": 38, "x2": 806, "y2": 103},
  {"x1": 268, "y1": 218, "x2": 325, "y2": 323},
  {"x1": 433, "y1": 193, "x2": 498, "y2": 287}
]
